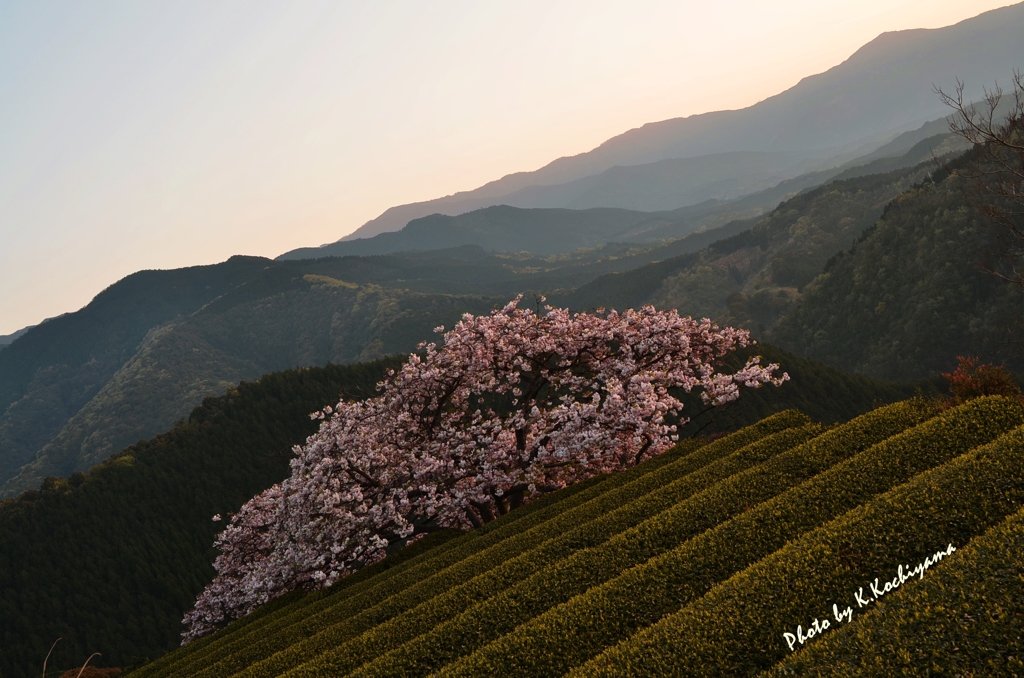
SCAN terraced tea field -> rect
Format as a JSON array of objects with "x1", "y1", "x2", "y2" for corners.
[{"x1": 132, "y1": 396, "x2": 1024, "y2": 676}]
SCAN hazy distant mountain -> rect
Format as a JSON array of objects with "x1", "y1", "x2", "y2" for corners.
[
  {"x1": 551, "y1": 161, "x2": 935, "y2": 323},
  {"x1": 280, "y1": 130, "x2": 967, "y2": 260},
  {"x1": 323, "y1": 2, "x2": 1022, "y2": 244},
  {"x1": 281, "y1": 206, "x2": 678, "y2": 259},
  {"x1": 372, "y1": 152, "x2": 834, "y2": 228}
]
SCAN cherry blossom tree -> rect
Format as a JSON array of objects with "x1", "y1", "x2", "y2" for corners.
[{"x1": 182, "y1": 297, "x2": 787, "y2": 641}]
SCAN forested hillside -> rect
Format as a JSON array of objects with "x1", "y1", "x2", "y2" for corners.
[
  {"x1": 0, "y1": 257, "x2": 270, "y2": 494},
  {"x1": 0, "y1": 346, "x2": 916, "y2": 677},
  {"x1": 0, "y1": 359, "x2": 400, "y2": 677},
  {"x1": 0, "y1": 276, "x2": 498, "y2": 497},
  {"x1": 770, "y1": 148, "x2": 1024, "y2": 380},
  {"x1": 555, "y1": 159, "x2": 936, "y2": 328}
]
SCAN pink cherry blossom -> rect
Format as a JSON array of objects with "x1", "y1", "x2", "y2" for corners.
[{"x1": 181, "y1": 297, "x2": 787, "y2": 642}]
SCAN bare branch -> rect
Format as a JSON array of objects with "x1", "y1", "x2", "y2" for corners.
[
  {"x1": 937, "y1": 71, "x2": 1024, "y2": 292},
  {"x1": 42, "y1": 638, "x2": 61, "y2": 678}
]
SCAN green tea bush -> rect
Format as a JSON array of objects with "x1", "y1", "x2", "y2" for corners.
[
  {"x1": 443, "y1": 396, "x2": 1015, "y2": 677},
  {"x1": 354, "y1": 401, "x2": 933, "y2": 677},
  {"x1": 576, "y1": 406, "x2": 1024, "y2": 676},
  {"x1": 768, "y1": 504, "x2": 1024, "y2": 675},
  {"x1": 129, "y1": 527, "x2": 464, "y2": 676},
  {"x1": 150, "y1": 411, "x2": 806, "y2": 677},
  {"x1": 226, "y1": 414, "x2": 810, "y2": 678},
  {"x1": 280, "y1": 424, "x2": 822, "y2": 677},
  {"x1": 138, "y1": 469, "x2": 611, "y2": 678}
]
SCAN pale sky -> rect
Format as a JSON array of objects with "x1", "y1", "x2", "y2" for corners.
[{"x1": 0, "y1": 0, "x2": 1015, "y2": 335}]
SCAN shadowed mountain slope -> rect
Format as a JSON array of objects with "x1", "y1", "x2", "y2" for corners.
[
  {"x1": 769, "y1": 148, "x2": 1024, "y2": 381},
  {"x1": 0, "y1": 257, "x2": 271, "y2": 491},
  {"x1": 552, "y1": 160, "x2": 936, "y2": 332},
  {"x1": 0, "y1": 276, "x2": 498, "y2": 498}
]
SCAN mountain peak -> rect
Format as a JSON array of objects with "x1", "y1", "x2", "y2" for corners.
[{"x1": 325, "y1": 3, "x2": 1024, "y2": 246}]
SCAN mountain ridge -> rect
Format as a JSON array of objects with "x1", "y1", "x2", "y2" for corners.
[
  {"x1": 280, "y1": 128, "x2": 967, "y2": 261},
  {"x1": 0, "y1": 326, "x2": 33, "y2": 349},
  {"x1": 330, "y1": 2, "x2": 1024, "y2": 242}
]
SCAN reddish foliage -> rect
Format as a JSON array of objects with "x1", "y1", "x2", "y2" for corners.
[
  {"x1": 58, "y1": 668, "x2": 121, "y2": 678},
  {"x1": 942, "y1": 355, "x2": 1020, "y2": 406}
]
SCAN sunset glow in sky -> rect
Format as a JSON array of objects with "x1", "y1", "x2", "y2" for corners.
[{"x1": 0, "y1": 0, "x2": 1016, "y2": 334}]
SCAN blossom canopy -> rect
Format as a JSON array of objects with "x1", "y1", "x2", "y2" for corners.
[{"x1": 182, "y1": 297, "x2": 787, "y2": 641}]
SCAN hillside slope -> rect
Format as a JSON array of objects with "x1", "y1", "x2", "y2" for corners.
[
  {"x1": 0, "y1": 257, "x2": 270, "y2": 491},
  {"x1": 0, "y1": 359, "x2": 401, "y2": 677},
  {"x1": 129, "y1": 395, "x2": 1024, "y2": 677},
  {"x1": 770, "y1": 148, "x2": 1024, "y2": 380},
  {"x1": 572, "y1": 399, "x2": 1024, "y2": 676},
  {"x1": 338, "y1": 3, "x2": 1024, "y2": 240},
  {"x1": 0, "y1": 348, "x2": 917, "y2": 677},
  {"x1": 554, "y1": 160, "x2": 934, "y2": 331},
  {"x1": 1, "y1": 277, "x2": 498, "y2": 497}
]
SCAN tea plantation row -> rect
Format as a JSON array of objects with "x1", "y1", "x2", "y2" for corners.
[{"x1": 132, "y1": 394, "x2": 1024, "y2": 676}]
